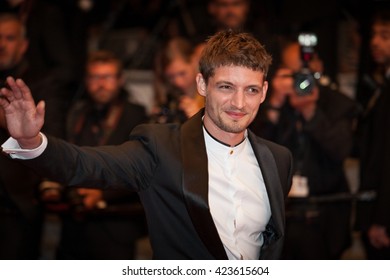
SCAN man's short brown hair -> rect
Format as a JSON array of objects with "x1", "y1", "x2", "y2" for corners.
[
  {"x1": 87, "y1": 50, "x2": 123, "y2": 75},
  {"x1": 199, "y1": 30, "x2": 272, "y2": 83}
]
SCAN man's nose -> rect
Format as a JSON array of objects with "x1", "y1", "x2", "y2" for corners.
[
  {"x1": 173, "y1": 77, "x2": 185, "y2": 89},
  {"x1": 231, "y1": 90, "x2": 245, "y2": 109}
]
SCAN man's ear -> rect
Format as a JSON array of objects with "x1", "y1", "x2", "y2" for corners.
[
  {"x1": 196, "y1": 73, "x2": 207, "y2": 97},
  {"x1": 260, "y1": 81, "x2": 268, "y2": 103},
  {"x1": 19, "y1": 38, "x2": 29, "y2": 57}
]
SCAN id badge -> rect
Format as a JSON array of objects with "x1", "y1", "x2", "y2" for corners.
[{"x1": 289, "y1": 175, "x2": 309, "y2": 197}]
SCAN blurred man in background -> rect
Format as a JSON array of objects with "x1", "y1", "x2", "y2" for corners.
[
  {"x1": 355, "y1": 8, "x2": 390, "y2": 260},
  {"x1": 208, "y1": 0, "x2": 249, "y2": 31},
  {"x1": 42, "y1": 50, "x2": 149, "y2": 259},
  {"x1": 251, "y1": 39, "x2": 359, "y2": 259}
]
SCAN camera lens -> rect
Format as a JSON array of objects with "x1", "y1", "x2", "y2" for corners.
[{"x1": 294, "y1": 71, "x2": 315, "y2": 96}]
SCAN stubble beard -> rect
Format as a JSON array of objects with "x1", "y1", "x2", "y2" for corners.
[{"x1": 213, "y1": 112, "x2": 247, "y2": 134}]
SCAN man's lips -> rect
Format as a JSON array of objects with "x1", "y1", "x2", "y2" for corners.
[{"x1": 225, "y1": 111, "x2": 247, "y2": 119}]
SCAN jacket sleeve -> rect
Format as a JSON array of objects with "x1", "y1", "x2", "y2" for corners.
[{"x1": 21, "y1": 124, "x2": 159, "y2": 191}]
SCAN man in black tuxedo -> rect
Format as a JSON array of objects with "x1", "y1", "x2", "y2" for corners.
[{"x1": 0, "y1": 30, "x2": 292, "y2": 260}]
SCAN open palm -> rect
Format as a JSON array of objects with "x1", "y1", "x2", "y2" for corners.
[{"x1": 0, "y1": 77, "x2": 45, "y2": 147}]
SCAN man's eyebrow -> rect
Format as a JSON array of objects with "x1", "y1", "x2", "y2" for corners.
[
  {"x1": 215, "y1": 80, "x2": 234, "y2": 86},
  {"x1": 215, "y1": 80, "x2": 262, "y2": 88}
]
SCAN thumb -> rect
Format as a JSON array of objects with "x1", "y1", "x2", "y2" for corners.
[{"x1": 36, "y1": 100, "x2": 45, "y2": 119}]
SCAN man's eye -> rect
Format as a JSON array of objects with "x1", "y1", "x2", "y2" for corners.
[
  {"x1": 382, "y1": 34, "x2": 390, "y2": 40},
  {"x1": 219, "y1": 85, "x2": 232, "y2": 90},
  {"x1": 6, "y1": 36, "x2": 16, "y2": 42},
  {"x1": 247, "y1": 88, "x2": 260, "y2": 94}
]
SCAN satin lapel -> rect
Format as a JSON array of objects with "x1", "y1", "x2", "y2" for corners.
[
  {"x1": 180, "y1": 110, "x2": 228, "y2": 260},
  {"x1": 248, "y1": 131, "x2": 285, "y2": 238}
]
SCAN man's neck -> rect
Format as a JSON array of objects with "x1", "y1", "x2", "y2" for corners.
[{"x1": 202, "y1": 115, "x2": 246, "y2": 147}]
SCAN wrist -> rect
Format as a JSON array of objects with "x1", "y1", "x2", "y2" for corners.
[{"x1": 18, "y1": 134, "x2": 43, "y2": 149}]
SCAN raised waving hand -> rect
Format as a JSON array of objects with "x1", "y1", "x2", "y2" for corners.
[{"x1": 0, "y1": 77, "x2": 45, "y2": 149}]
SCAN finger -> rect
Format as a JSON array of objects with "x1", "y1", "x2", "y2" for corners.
[
  {"x1": 36, "y1": 100, "x2": 45, "y2": 120},
  {"x1": 6, "y1": 76, "x2": 23, "y2": 100},
  {"x1": 0, "y1": 84, "x2": 15, "y2": 103},
  {"x1": 0, "y1": 95, "x2": 10, "y2": 109},
  {"x1": 15, "y1": 78, "x2": 35, "y2": 103},
  {"x1": 36, "y1": 100, "x2": 46, "y2": 123},
  {"x1": 6, "y1": 77, "x2": 34, "y2": 103},
  {"x1": 0, "y1": 87, "x2": 10, "y2": 101}
]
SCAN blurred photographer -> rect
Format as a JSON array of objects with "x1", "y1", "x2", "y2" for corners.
[
  {"x1": 152, "y1": 37, "x2": 204, "y2": 124},
  {"x1": 251, "y1": 38, "x2": 359, "y2": 259}
]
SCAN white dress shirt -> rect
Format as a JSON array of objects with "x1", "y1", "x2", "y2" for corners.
[
  {"x1": 2, "y1": 132, "x2": 47, "y2": 159},
  {"x1": 203, "y1": 127, "x2": 271, "y2": 260}
]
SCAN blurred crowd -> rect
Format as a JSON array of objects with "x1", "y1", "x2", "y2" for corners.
[{"x1": 0, "y1": 0, "x2": 389, "y2": 260}]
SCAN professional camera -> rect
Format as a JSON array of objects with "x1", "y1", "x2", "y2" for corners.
[{"x1": 293, "y1": 33, "x2": 319, "y2": 96}]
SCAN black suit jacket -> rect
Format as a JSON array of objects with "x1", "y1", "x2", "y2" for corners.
[{"x1": 24, "y1": 110, "x2": 292, "y2": 259}]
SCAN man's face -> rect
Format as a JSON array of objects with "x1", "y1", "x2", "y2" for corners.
[
  {"x1": 0, "y1": 20, "x2": 28, "y2": 70},
  {"x1": 198, "y1": 66, "x2": 267, "y2": 134},
  {"x1": 85, "y1": 62, "x2": 122, "y2": 105},
  {"x1": 370, "y1": 21, "x2": 390, "y2": 67},
  {"x1": 281, "y1": 43, "x2": 302, "y2": 72},
  {"x1": 209, "y1": 0, "x2": 249, "y2": 30},
  {"x1": 165, "y1": 57, "x2": 197, "y2": 96}
]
